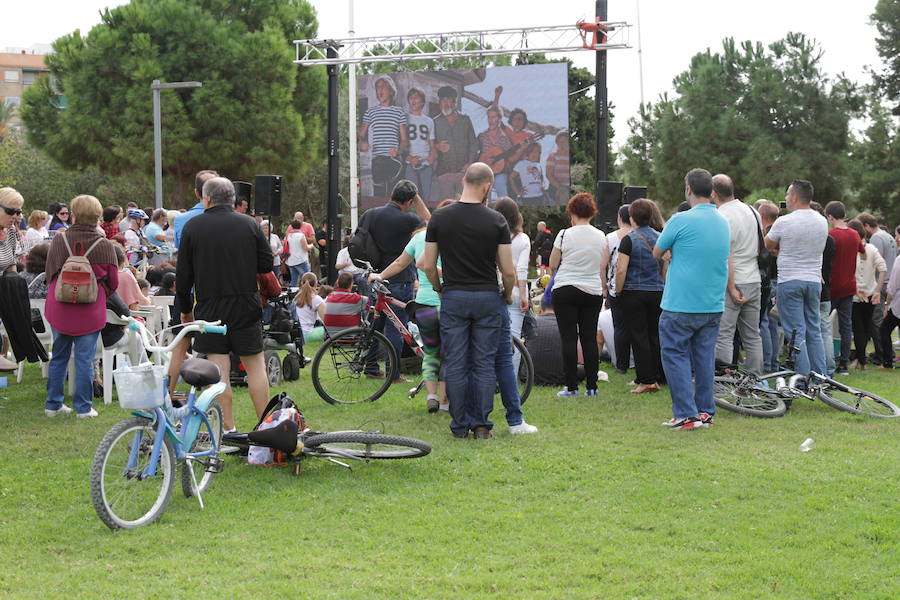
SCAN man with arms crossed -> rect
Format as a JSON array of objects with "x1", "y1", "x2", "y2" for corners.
[
  {"x1": 421, "y1": 163, "x2": 516, "y2": 439},
  {"x1": 712, "y1": 174, "x2": 764, "y2": 374},
  {"x1": 653, "y1": 168, "x2": 730, "y2": 430},
  {"x1": 177, "y1": 177, "x2": 274, "y2": 432},
  {"x1": 765, "y1": 180, "x2": 829, "y2": 379}
]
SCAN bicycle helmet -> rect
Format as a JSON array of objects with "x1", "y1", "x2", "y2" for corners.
[{"x1": 127, "y1": 208, "x2": 149, "y2": 220}]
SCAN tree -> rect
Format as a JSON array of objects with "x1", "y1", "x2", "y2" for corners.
[
  {"x1": 872, "y1": 0, "x2": 900, "y2": 114},
  {"x1": 0, "y1": 101, "x2": 16, "y2": 141},
  {"x1": 620, "y1": 34, "x2": 862, "y2": 210},
  {"x1": 849, "y1": 92, "x2": 900, "y2": 226},
  {"x1": 20, "y1": 0, "x2": 324, "y2": 207}
]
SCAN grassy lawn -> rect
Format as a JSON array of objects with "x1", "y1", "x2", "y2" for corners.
[{"x1": 1, "y1": 357, "x2": 897, "y2": 599}]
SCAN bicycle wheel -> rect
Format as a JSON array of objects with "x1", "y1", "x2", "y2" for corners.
[
  {"x1": 512, "y1": 336, "x2": 534, "y2": 406},
  {"x1": 303, "y1": 431, "x2": 431, "y2": 459},
  {"x1": 816, "y1": 385, "x2": 900, "y2": 418},
  {"x1": 713, "y1": 376, "x2": 787, "y2": 418},
  {"x1": 311, "y1": 327, "x2": 397, "y2": 405},
  {"x1": 181, "y1": 400, "x2": 223, "y2": 498},
  {"x1": 90, "y1": 417, "x2": 176, "y2": 530}
]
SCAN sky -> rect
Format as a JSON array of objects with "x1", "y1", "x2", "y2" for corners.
[{"x1": 2, "y1": 0, "x2": 885, "y2": 147}]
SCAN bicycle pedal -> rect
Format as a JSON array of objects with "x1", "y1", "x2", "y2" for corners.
[{"x1": 205, "y1": 457, "x2": 225, "y2": 473}]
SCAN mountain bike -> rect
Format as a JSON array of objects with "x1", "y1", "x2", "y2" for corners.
[
  {"x1": 223, "y1": 393, "x2": 431, "y2": 475},
  {"x1": 90, "y1": 318, "x2": 229, "y2": 530},
  {"x1": 310, "y1": 269, "x2": 533, "y2": 405},
  {"x1": 714, "y1": 329, "x2": 900, "y2": 418}
]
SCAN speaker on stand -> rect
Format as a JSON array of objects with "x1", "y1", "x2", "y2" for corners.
[
  {"x1": 254, "y1": 175, "x2": 282, "y2": 218},
  {"x1": 595, "y1": 181, "x2": 623, "y2": 233},
  {"x1": 233, "y1": 181, "x2": 252, "y2": 213},
  {"x1": 624, "y1": 185, "x2": 648, "y2": 205}
]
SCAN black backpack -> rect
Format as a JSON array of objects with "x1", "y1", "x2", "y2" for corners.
[{"x1": 347, "y1": 209, "x2": 383, "y2": 268}]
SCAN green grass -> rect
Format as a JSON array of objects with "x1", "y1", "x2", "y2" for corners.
[{"x1": 1, "y1": 359, "x2": 897, "y2": 599}]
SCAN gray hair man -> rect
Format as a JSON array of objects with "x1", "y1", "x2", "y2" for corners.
[{"x1": 176, "y1": 176, "x2": 274, "y2": 431}]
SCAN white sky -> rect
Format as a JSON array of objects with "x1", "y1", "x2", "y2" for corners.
[{"x1": 2, "y1": 0, "x2": 884, "y2": 147}]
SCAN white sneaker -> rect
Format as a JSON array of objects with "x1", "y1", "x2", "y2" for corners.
[
  {"x1": 45, "y1": 404, "x2": 73, "y2": 417},
  {"x1": 509, "y1": 422, "x2": 538, "y2": 434},
  {"x1": 76, "y1": 408, "x2": 99, "y2": 419}
]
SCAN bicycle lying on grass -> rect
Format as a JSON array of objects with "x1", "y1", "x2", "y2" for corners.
[
  {"x1": 714, "y1": 329, "x2": 900, "y2": 418},
  {"x1": 310, "y1": 264, "x2": 533, "y2": 405},
  {"x1": 223, "y1": 393, "x2": 432, "y2": 475},
  {"x1": 90, "y1": 318, "x2": 228, "y2": 530}
]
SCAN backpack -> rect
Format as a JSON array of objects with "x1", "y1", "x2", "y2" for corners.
[
  {"x1": 54, "y1": 234, "x2": 104, "y2": 304},
  {"x1": 248, "y1": 394, "x2": 306, "y2": 466},
  {"x1": 347, "y1": 209, "x2": 382, "y2": 268}
]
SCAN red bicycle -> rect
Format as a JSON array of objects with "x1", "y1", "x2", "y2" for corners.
[{"x1": 309, "y1": 267, "x2": 533, "y2": 406}]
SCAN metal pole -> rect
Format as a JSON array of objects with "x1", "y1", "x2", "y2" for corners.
[
  {"x1": 595, "y1": 0, "x2": 609, "y2": 182},
  {"x1": 636, "y1": 0, "x2": 644, "y2": 106},
  {"x1": 152, "y1": 80, "x2": 163, "y2": 210},
  {"x1": 348, "y1": 0, "x2": 359, "y2": 230},
  {"x1": 326, "y1": 45, "x2": 340, "y2": 284}
]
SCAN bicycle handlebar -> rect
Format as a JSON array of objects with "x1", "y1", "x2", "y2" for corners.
[{"x1": 126, "y1": 317, "x2": 226, "y2": 355}]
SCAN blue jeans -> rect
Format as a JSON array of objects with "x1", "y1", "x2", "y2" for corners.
[
  {"x1": 820, "y1": 301, "x2": 835, "y2": 377},
  {"x1": 659, "y1": 310, "x2": 721, "y2": 420},
  {"x1": 508, "y1": 288, "x2": 526, "y2": 375},
  {"x1": 288, "y1": 262, "x2": 310, "y2": 287},
  {"x1": 441, "y1": 289, "x2": 504, "y2": 435},
  {"x1": 373, "y1": 280, "x2": 413, "y2": 380},
  {"x1": 404, "y1": 163, "x2": 433, "y2": 204},
  {"x1": 764, "y1": 300, "x2": 781, "y2": 371},
  {"x1": 496, "y1": 306, "x2": 524, "y2": 426},
  {"x1": 778, "y1": 280, "x2": 826, "y2": 377},
  {"x1": 46, "y1": 329, "x2": 100, "y2": 414}
]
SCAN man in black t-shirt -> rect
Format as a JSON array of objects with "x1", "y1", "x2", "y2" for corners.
[
  {"x1": 177, "y1": 177, "x2": 274, "y2": 432},
  {"x1": 364, "y1": 179, "x2": 431, "y2": 382},
  {"x1": 534, "y1": 221, "x2": 553, "y2": 277},
  {"x1": 421, "y1": 163, "x2": 516, "y2": 439}
]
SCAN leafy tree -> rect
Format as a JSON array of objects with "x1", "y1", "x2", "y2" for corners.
[
  {"x1": 20, "y1": 0, "x2": 324, "y2": 207},
  {"x1": 872, "y1": 0, "x2": 900, "y2": 113},
  {"x1": 621, "y1": 34, "x2": 862, "y2": 210},
  {"x1": 0, "y1": 101, "x2": 17, "y2": 141},
  {"x1": 849, "y1": 93, "x2": 900, "y2": 227}
]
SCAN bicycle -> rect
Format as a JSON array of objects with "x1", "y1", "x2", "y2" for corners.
[
  {"x1": 310, "y1": 266, "x2": 533, "y2": 405},
  {"x1": 714, "y1": 330, "x2": 900, "y2": 418},
  {"x1": 90, "y1": 317, "x2": 229, "y2": 530},
  {"x1": 224, "y1": 393, "x2": 431, "y2": 475}
]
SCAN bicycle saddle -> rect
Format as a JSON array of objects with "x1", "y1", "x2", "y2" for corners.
[
  {"x1": 247, "y1": 419, "x2": 299, "y2": 454},
  {"x1": 180, "y1": 358, "x2": 221, "y2": 387}
]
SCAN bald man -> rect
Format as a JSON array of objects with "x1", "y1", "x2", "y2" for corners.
[
  {"x1": 421, "y1": 162, "x2": 516, "y2": 440},
  {"x1": 711, "y1": 174, "x2": 764, "y2": 374}
]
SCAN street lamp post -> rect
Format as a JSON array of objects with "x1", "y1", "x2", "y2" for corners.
[{"x1": 151, "y1": 80, "x2": 202, "y2": 210}]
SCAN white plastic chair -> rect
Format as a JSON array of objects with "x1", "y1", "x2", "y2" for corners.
[{"x1": 15, "y1": 298, "x2": 53, "y2": 383}]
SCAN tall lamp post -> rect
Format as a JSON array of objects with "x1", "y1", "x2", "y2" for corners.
[{"x1": 151, "y1": 80, "x2": 202, "y2": 210}]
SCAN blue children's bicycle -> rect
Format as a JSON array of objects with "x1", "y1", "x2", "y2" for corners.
[{"x1": 90, "y1": 317, "x2": 228, "y2": 530}]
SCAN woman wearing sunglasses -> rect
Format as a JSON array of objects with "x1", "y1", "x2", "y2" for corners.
[
  {"x1": 0, "y1": 188, "x2": 26, "y2": 371},
  {"x1": 48, "y1": 203, "x2": 70, "y2": 232}
]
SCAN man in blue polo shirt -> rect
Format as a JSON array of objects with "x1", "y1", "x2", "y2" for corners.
[
  {"x1": 653, "y1": 168, "x2": 731, "y2": 430},
  {"x1": 173, "y1": 169, "x2": 218, "y2": 249}
]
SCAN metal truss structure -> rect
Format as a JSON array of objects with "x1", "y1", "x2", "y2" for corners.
[{"x1": 294, "y1": 22, "x2": 631, "y2": 66}]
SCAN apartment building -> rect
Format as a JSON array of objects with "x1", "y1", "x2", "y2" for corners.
[{"x1": 1, "y1": 47, "x2": 51, "y2": 128}]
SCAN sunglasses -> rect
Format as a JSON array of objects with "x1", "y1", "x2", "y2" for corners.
[{"x1": 1, "y1": 205, "x2": 23, "y2": 217}]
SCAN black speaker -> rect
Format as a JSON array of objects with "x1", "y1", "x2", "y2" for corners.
[
  {"x1": 233, "y1": 181, "x2": 252, "y2": 211},
  {"x1": 624, "y1": 185, "x2": 648, "y2": 204},
  {"x1": 254, "y1": 175, "x2": 282, "y2": 217},
  {"x1": 595, "y1": 181, "x2": 623, "y2": 232}
]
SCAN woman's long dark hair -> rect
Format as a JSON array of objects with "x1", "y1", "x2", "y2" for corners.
[{"x1": 48, "y1": 202, "x2": 69, "y2": 230}]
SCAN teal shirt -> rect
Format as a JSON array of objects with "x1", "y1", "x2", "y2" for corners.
[
  {"x1": 404, "y1": 230, "x2": 441, "y2": 306},
  {"x1": 655, "y1": 203, "x2": 730, "y2": 313}
]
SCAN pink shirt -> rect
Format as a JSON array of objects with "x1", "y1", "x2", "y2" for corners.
[
  {"x1": 117, "y1": 268, "x2": 149, "y2": 307},
  {"x1": 45, "y1": 264, "x2": 119, "y2": 336}
]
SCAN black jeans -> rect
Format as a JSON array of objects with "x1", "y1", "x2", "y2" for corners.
[
  {"x1": 606, "y1": 294, "x2": 631, "y2": 372},
  {"x1": 552, "y1": 285, "x2": 603, "y2": 391},
  {"x1": 851, "y1": 298, "x2": 876, "y2": 364},
  {"x1": 878, "y1": 308, "x2": 900, "y2": 368},
  {"x1": 619, "y1": 289, "x2": 664, "y2": 385}
]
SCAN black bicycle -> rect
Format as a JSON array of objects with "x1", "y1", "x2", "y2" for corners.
[{"x1": 714, "y1": 330, "x2": 900, "y2": 418}]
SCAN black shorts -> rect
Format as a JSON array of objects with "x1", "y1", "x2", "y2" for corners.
[{"x1": 192, "y1": 321, "x2": 264, "y2": 356}]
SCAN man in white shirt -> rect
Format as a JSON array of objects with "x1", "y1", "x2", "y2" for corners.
[{"x1": 712, "y1": 174, "x2": 764, "y2": 374}]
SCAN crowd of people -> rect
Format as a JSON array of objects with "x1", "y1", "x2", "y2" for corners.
[{"x1": 2, "y1": 159, "x2": 898, "y2": 436}]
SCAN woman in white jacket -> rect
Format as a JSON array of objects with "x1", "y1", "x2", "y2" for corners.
[{"x1": 848, "y1": 219, "x2": 886, "y2": 369}]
